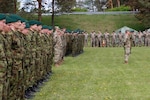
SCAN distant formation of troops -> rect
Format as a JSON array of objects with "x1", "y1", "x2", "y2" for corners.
[
  {"x1": 0, "y1": 13, "x2": 85, "y2": 100},
  {"x1": 84, "y1": 30, "x2": 150, "y2": 47}
]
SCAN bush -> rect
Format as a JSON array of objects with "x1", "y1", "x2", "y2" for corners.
[
  {"x1": 71, "y1": 7, "x2": 87, "y2": 12},
  {"x1": 107, "y1": 5, "x2": 131, "y2": 11}
]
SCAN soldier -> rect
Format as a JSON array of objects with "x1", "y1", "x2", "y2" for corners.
[
  {"x1": 146, "y1": 30, "x2": 150, "y2": 47},
  {"x1": 118, "y1": 31, "x2": 123, "y2": 47},
  {"x1": 90, "y1": 31, "x2": 96, "y2": 47},
  {"x1": 131, "y1": 31, "x2": 136, "y2": 47},
  {"x1": 137, "y1": 31, "x2": 143, "y2": 47},
  {"x1": 97, "y1": 31, "x2": 102, "y2": 47},
  {"x1": 144, "y1": 30, "x2": 148, "y2": 46},
  {"x1": 83, "y1": 31, "x2": 88, "y2": 46},
  {"x1": 0, "y1": 14, "x2": 11, "y2": 100},
  {"x1": 123, "y1": 30, "x2": 132, "y2": 64},
  {"x1": 111, "y1": 31, "x2": 117, "y2": 47},
  {"x1": 60, "y1": 28, "x2": 66, "y2": 64},
  {"x1": 104, "y1": 30, "x2": 110, "y2": 47},
  {"x1": 72, "y1": 31, "x2": 78, "y2": 57},
  {"x1": 53, "y1": 26, "x2": 63, "y2": 66}
]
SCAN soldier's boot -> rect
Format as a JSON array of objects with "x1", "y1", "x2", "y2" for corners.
[
  {"x1": 124, "y1": 61, "x2": 128, "y2": 64},
  {"x1": 24, "y1": 89, "x2": 34, "y2": 99},
  {"x1": 26, "y1": 87, "x2": 35, "y2": 95},
  {"x1": 54, "y1": 63, "x2": 59, "y2": 67},
  {"x1": 32, "y1": 84, "x2": 40, "y2": 92},
  {"x1": 36, "y1": 80, "x2": 43, "y2": 87},
  {"x1": 45, "y1": 74, "x2": 51, "y2": 80}
]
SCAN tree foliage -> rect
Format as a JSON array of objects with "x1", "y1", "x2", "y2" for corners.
[
  {"x1": 56, "y1": 0, "x2": 76, "y2": 12},
  {"x1": 0, "y1": 0, "x2": 16, "y2": 13},
  {"x1": 127, "y1": 0, "x2": 150, "y2": 28}
]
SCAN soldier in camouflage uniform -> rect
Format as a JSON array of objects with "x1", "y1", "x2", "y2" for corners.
[
  {"x1": 118, "y1": 31, "x2": 123, "y2": 47},
  {"x1": 90, "y1": 31, "x2": 96, "y2": 47},
  {"x1": 53, "y1": 26, "x2": 63, "y2": 66},
  {"x1": 137, "y1": 31, "x2": 143, "y2": 47},
  {"x1": 123, "y1": 30, "x2": 132, "y2": 64},
  {"x1": 72, "y1": 32, "x2": 78, "y2": 56},
  {"x1": 84, "y1": 32, "x2": 88, "y2": 46},
  {"x1": 0, "y1": 14, "x2": 10, "y2": 100},
  {"x1": 104, "y1": 30, "x2": 110, "y2": 47},
  {"x1": 111, "y1": 31, "x2": 117, "y2": 47}
]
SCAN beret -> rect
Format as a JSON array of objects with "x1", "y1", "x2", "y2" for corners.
[
  {"x1": 8, "y1": 14, "x2": 27, "y2": 22},
  {"x1": 42, "y1": 25, "x2": 52, "y2": 30},
  {"x1": 28, "y1": 20, "x2": 42, "y2": 26},
  {"x1": 5, "y1": 16, "x2": 18, "y2": 24},
  {"x1": 0, "y1": 13, "x2": 6, "y2": 20}
]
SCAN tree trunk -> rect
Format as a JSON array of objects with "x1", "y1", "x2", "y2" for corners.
[
  {"x1": 110, "y1": 0, "x2": 113, "y2": 8},
  {"x1": 38, "y1": 0, "x2": 42, "y2": 21},
  {"x1": 14, "y1": 0, "x2": 17, "y2": 13},
  {"x1": 52, "y1": 0, "x2": 55, "y2": 29},
  {"x1": 117, "y1": 0, "x2": 120, "y2": 7}
]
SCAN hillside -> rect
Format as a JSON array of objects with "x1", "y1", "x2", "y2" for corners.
[{"x1": 41, "y1": 14, "x2": 146, "y2": 33}]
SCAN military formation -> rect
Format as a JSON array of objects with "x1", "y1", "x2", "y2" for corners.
[
  {"x1": 84, "y1": 30, "x2": 150, "y2": 47},
  {"x1": 0, "y1": 14, "x2": 85, "y2": 100},
  {"x1": 53, "y1": 27, "x2": 85, "y2": 67}
]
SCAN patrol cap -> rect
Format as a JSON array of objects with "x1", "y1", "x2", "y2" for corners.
[
  {"x1": 0, "y1": 13, "x2": 6, "y2": 20},
  {"x1": 28, "y1": 20, "x2": 42, "y2": 26}
]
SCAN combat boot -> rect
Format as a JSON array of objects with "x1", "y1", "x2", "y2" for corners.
[
  {"x1": 124, "y1": 61, "x2": 128, "y2": 64},
  {"x1": 32, "y1": 84, "x2": 40, "y2": 92},
  {"x1": 25, "y1": 89, "x2": 34, "y2": 99}
]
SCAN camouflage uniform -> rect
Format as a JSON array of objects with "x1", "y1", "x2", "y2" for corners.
[
  {"x1": 53, "y1": 30, "x2": 63, "y2": 65},
  {"x1": 84, "y1": 32, "x2": 88, "y2": 46},
  {"x1": 123, "y1": 30, "x2": 132, "y2": 63},
  {"x1": 0, "y1": 33, "x2": 9, "y2": 100},
  {"x1": 90, "y1": 32, "x2": 96, "y2": 47},
  {"x1": 72, "y1": 33, "x2": 78, "y2": 56}
]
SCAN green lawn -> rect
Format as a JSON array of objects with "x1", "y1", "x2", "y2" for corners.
[
  {"x1": 33, "y1": 47, "x2": 150, "y2": 100},
  {"x1": 41, "y1": 14, "x2": 145, "y2": 32}
]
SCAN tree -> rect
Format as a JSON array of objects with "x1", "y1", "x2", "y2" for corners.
[
  {"x1": 0, "y1": 0, "x2": 16, "y2": 13},
  {"x1": 56, "y1": 0, "x2": 76, "y2": 12},
  {"x1": 127, "y1": 0, "x2": 150, "y2": 28},
  {"x1": 52, "y1": 0, "x2": 55, "y2": 28},
  {"x1": 37, "y1": 0, "x2": 42, "y2": 21},
  {"x1": 136, "y1": 0, "x2": 150, "y2": 28},
  {"x1": 106, "y1": 0, "x2": 113, "y2": 8},
  {"x1": 116, "y1": 0, "x2": 120, "y2": 7},
  {"x1": 94, "y1": 0, "x2": 107, "y2": 11}
]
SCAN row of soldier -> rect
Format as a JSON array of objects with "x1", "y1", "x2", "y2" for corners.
[
  {"x1": 84, "y1": 30, "x2": 150, "y2": 47},
  {"x1": 0, "y1": 14, "x2": 85, "y2": 100},
  {"x1": 0, "y1": 14, "x2": 54, "y2": 100},
  {"x1": 53, "y1": 27, "x2": 85, "y2": 66}
]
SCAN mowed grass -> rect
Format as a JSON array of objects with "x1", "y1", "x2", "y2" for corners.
[
  {"x1": 42, "y1": 14, "x2": 145, "y2": 32},
  {"x1": 33, "y1": 47, "x2": 150, "y2": 100}
]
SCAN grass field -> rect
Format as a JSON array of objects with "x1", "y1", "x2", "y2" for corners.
[
  {"x1": 33, "y1": 47, "x2": 150, "y2": 100},
  {"x1": 41, "y1": 14, "x2": 146, "y2": 33}
]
